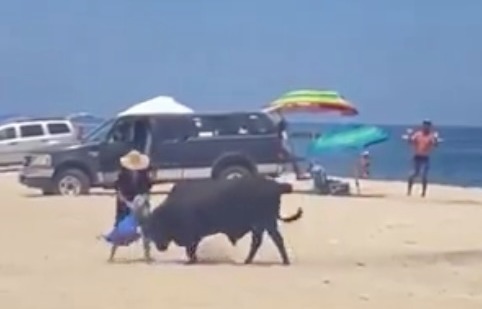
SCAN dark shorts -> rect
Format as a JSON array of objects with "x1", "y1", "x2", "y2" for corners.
[{"x1": 413, "y1": 155, "x2": 430, "y2": 177}]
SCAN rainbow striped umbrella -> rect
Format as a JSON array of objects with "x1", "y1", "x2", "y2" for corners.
[{"x1": 264, "y1": 90, "x2": 358, "y2": 116}]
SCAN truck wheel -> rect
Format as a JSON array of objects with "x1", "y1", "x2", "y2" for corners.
[
  {"x1": 53, "y1": 168, "x2": 90, "y2": 196},
  {"x1": 217, "y1": 165, "x2": 252, "y2": 180}
]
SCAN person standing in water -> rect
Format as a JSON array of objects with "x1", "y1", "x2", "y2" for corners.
[
  {"x1": 404, "y1": 120, "x2": 440, "y2": 197},
  {"x1": 354, "y1": 150, "x2": 370, "y2": 194}
]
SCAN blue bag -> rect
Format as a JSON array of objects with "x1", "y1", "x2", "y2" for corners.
[{"x1": 103, "y1": 213, "x2": 141, "y2": 246}]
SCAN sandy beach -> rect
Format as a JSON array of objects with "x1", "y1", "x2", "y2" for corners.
[{"x1": 1, "y1": 173, "x2": 482, "y2": 309}]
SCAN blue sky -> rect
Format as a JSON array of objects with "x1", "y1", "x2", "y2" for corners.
[{"x1": 1, "y1": 0, "x2": 481, "y2": 125}]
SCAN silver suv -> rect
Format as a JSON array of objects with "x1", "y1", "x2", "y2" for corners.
[{"x1": 0, "y1": 118, "x2": 78, "y2": 166}]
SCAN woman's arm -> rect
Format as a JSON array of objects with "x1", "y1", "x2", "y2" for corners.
[
  {"x1": 137, "y1": 169, "x2": 153, "y2": 193},
  {"x1": 117, "y1": 191, "x2": 128, "y2": 203}
]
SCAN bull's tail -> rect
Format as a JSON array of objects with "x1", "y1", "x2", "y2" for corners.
[
  {"x1": 276, "y1": 182, "x2": 301, "y2": 222},
  {"x1": 278, "y1": 208, "x2": 303, "y2": 223}
]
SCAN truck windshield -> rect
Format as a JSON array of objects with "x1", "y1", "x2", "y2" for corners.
[{"x1": 83, "y1": 118, "x2": 115, "y2": 143}]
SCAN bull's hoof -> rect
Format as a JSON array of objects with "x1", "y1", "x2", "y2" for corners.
[
  {"x1": 282, "y1": 260, "x2": 290, "y2": 266},
  {"x1": 185, "y1": 258, "x2": 198, "y2": 265}
]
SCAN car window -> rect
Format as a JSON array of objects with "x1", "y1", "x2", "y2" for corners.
[
  {"x1": 192, "y1": 114, "x2": 274, "y2": 137},
  {"x1": 154, "y1": 117, "x2": 194, "y2": 141},
  {"x1": 0, "y1": 127, "x2": 16, "y2": 141},
  {"x1": 20, "y1": 124, "x2": 44, "y2": 138},
  {"x1": 47, "y1": 122, "x2": 70, "y2": 135},
  {"x1": 245, "y1": 114, "x2": 275, "y2": 134},
  {"x1": 108, "y1": 119, "x2": 135, "y2": 143},
  {"x1": 194, "y1": 115, "x2": 242, "y2": 137},
  {"x1": 84, "y1": 118, "x2": 115, "y2": 142}
]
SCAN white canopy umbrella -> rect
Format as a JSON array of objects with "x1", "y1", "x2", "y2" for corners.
[{"x1": 118, "y1": 96, "x2": 194, "y2": 117}]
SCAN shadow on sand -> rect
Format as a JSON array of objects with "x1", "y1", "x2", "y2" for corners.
[
  {"x1": 433, "y1": 199, "x2": 482, "y2": 206},
  {"x1": 110, "y1": 257, "x2": 284, "y2": 267},
  {"x1": 108, "y1": 249, "x2": 482, "y2": 268},
  {"x1": 398, "y1": 249, "x2": 482, "y2": 265}
]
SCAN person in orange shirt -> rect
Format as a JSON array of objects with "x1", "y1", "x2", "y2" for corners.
[{"x1": 405, "y1": 120, "x2": 440, "y2": 197}]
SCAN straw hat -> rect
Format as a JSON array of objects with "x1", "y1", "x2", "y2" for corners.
[{"x1": 120, "y1": 150, "x2": 150, "y2": 171}]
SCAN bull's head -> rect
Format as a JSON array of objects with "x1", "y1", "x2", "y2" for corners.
[{"x1": 143, "y1": 206, "x2": 173, "y2": 252}]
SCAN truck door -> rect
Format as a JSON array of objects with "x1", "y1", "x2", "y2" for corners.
[{"x1": 150, "y1": 116, "x2": 194, "y2": 182}]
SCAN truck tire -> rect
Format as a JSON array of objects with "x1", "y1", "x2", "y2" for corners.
[
  {"x1": 217, "y1": 165, "x2": 252, "y2": 180},
  {"x1": 53, "y1": 168, "x2": 90, "y2": 196}
]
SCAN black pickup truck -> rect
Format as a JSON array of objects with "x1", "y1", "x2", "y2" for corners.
[{"x1": 19, "y1": 111, "x2": 288, "y2": 195}]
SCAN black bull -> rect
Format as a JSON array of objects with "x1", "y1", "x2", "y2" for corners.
[{"x1": 144, "y1": 177, "x2": 303, "y2": 265}]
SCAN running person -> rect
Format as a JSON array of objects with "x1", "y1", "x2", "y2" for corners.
[{"x1": 405, "y1": 120, "x2": 440, "y2": 197}]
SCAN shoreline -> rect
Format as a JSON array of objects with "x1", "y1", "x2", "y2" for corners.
[
  {"x1": 337, "y1": 174, "x2": 482, "y2": 191},
  {"x1": 278, "y1": 173, "x2": 482, "y2": 205},
  {"x1": 282, "y1": 171, "x2": 482, "y2": 193}
]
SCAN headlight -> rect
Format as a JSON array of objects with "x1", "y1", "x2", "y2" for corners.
[{"x1": 30, "y1": 154, "x2": 52, "y2": 166}]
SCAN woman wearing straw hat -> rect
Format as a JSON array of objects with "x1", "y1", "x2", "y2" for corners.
[{"x1": 105, "y1": 150, "x2": 153, "y2": 262}]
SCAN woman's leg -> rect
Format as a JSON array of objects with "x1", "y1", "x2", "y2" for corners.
[
  {"x1": 139, "y1": 198, "x2": 152, "y2": 261},
  {"x1": 108, "y1": 245, "x2": 118, "y2": 262},
  {"x1": 114, "y1": 198, "x2": 130, "y2": 227},
  {"x1": 109, "y1": 198, "x2": 130, "y2": 262}
]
